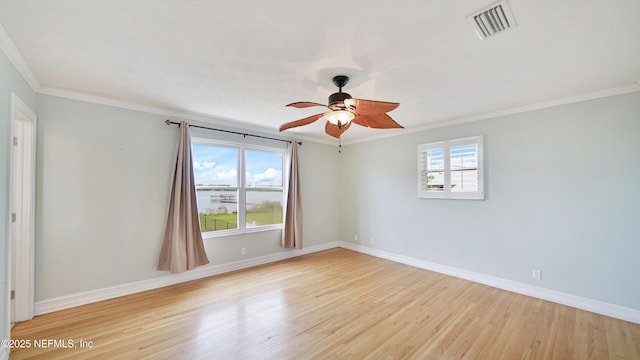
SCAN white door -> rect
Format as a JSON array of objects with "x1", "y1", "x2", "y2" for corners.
[{"x1": 8, "y1": 93, "x2": 36, "y2": 324}]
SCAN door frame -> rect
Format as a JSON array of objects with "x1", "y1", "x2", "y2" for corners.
[{"x1": 6, "y1": 92, "x2": 36, "y2": 326}]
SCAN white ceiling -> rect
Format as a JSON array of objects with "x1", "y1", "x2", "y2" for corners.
[{"x1": 1, "y1": 0, "x2": 639, "y2": 144}]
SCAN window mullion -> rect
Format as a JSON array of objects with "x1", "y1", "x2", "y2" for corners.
[
  {"x1": 282, "y1": 151, "x2": 288, "y2": 223},
  {"x1": 238, "y1": 145, "x2": 246, "y2": 230},
  {"x1": 444, "y1": 142, "x2": 451, "y2": 198}
]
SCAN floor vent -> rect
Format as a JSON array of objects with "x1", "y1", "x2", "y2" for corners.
[{"x1": 469, "y1": 1, "x2": 517, "y2": 40}]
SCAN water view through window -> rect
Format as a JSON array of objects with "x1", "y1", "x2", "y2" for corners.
[{"x1": 192, "y1": 142, "x2": 284, "y2": 233}]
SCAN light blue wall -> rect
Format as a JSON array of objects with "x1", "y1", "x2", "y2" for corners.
[
  {"x1": 35, "y1": 94, "x2": 341, "y2": 301},
  {"x1": 339, "y1": 91, "x2": 640, "y2": 310},
  {"x1": 0, "y1": 48, "x2": 37, "y2": 355},
  {"x1": 6, "y1": 42, "x2": 639, "y2": 314}
]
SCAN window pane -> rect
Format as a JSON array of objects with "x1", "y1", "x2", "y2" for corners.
[
  {"x1": 451, "y1": 169, "x2": 478, "y2": 192},
  {"x1": 424, "y1": 148, "x2": 445, "y2": 192},
  {"x1": 427, "y1": 171, "x2": 445, "y2": 191},
  {"x1": 427, "y1": 148, "x2": 444, "y2": 170},
  {"x1": 198, "y1": 189, "x2": 238, "y2": 231},
  {"x1": 245, "y1": 149, "x2": 284, "y2": 228},
  {"x1": 246, "y1": 189, "x2": 283, "y2": 227},
  {"x1": 192, "y1": 144, "x2": 238, "y2": 187},
  {"x1": 450, "y1": 144, "x2": 477, "y2": 170},
  {"x1": 450, "y1": 144, "x2": 478, "y2": 192},
  {"x1": 192, "y1": 143, "x2": 239, "y2": 232},
  {"x1": 246, "y1": 150, "x2": 283, "y2": 187}
]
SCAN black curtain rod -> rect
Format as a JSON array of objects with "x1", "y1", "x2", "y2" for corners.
[{"x1": 165, "y1": 119, "x2": 302, "y2": 145}]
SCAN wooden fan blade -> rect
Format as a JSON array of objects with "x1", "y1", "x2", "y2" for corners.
[
  {"x1": 324, "y1": 121, "x2": 352, "y2": 138},
  {"x1": 345, "y1": 98, "x2": 400, "y2": 115},
  {"x1": 352, "y1": 113, "x2": 404, "y2": 129},
  {"x1": 279, "y1": 113, "x2": 325, "y2": 132},
  {"x1": 286, "y1": 101, "x2": 329, "y2": 109}
]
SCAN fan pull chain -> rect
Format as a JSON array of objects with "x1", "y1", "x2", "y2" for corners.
[{"x1": 338, "y1": 138, "x2": 342, "y2": 154}]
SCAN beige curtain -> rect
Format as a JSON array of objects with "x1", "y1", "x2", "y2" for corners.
[
  {"x1": 158, "y1": 121, "x2": 210, "y2": 273},
  {"x1": 282, "y1": 141, "x2": 302, "y2": 248}
]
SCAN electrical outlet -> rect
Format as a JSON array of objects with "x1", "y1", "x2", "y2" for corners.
[
  {"x1": 532, "y1": 269, "x2": 541, "y2": 280},
  {"x1": 241, "y1": 248, "x2": 246, "y2": 256},
  {"x1": 354, "y1": 235, "x2": 359, "y2": 242}
]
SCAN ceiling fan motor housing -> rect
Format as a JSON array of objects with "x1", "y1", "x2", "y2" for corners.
[
  {"x1": 328, "y1": 91, "x2": 352, "y2": 110},
  {"x1": 329, "y1": 75, "x2": 353, "y2": 110}
]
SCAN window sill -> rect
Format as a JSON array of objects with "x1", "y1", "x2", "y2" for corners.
[
  {"x1": 419, "y1": 192, "x2": 485, "y2": 200},
  {"x1": 202, "y1": 224, "x2": 283, "y2": 239}
]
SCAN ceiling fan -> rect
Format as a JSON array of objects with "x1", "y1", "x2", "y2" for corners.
[{"x1": 279, "y1": 75, "x2": 403, "y2": 138}]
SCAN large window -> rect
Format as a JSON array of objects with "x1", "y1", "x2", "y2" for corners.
[
  {"x1": 418, "y1": 135, "x2": 484, "y2": 199},
  {"x1": 192, "y1": 139, "x2": 285, "y2": 235}
]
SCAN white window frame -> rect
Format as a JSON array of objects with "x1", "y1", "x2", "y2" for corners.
[
  {"x1": 192, "y1": 137, "x2": 286, "y2": 237},
  {"x1": 418, "y1": 135, "x2": 484, "y2": 200}
]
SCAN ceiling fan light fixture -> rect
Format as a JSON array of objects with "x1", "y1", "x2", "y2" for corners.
[
  {"x1": 279, "y1": 74, "x2": 402, "y2": 138},
  {"x1": 325, "y1": 110, "x2": 354, "y2": 127}
]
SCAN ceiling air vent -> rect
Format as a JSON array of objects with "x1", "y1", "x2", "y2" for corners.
[{"x1": 468, "y1": 1, "x2": 517, "y2": 40}]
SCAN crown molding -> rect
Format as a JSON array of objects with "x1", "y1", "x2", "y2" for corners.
[
  {"x1": 38, "y1": 87, "x2": 272, "y2": 133},
  {"x1": 0, "y1": 23, "x2": 40, "y2": 91},
  {"x1": 0, "y1": 25, "x2": 318, "y2": 146},
  {"x1": 38, "y1": 86, "x2": 329, "y2": 145},
  {"x1": 37, "y1": 83, "x2": 640, "y2": 148},
  {"x1": 3, "y1": 22, "x2": 638, "y2": 147},
  {"x1": 36, "y1": 82, "x2": 640, "y2": 148},
  {"x1": 342, "y1": 84, "x2": 640, "y2": 146}
]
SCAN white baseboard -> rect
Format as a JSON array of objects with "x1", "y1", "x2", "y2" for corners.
[
  {"x1": 35, "y1": 242, "x2": 339, "y2": 315},
  {"x1": 339, "y1": 241, "x2": 640, "y2": 324},
  {"x1": 35, "y1": 241, "x2": 640, "y2": 325}
]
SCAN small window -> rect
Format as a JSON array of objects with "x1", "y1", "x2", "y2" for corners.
[
  {"x1": 192, "y1": 139, "x2": 285, "y2": 235},
  {"x1": 418, "y1": 135, "x2": 484, "y2": 200}
]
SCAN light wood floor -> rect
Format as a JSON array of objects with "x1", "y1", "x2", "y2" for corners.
[{"x1": 9, "y1": 248, "x2": 640, "y2": 359}]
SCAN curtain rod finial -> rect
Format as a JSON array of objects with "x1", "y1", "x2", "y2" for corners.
[{"x1": 165, "y1": 119, "x2": 172, "y2": 126}]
